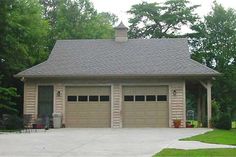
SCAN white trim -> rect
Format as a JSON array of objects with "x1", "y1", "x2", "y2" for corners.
[
  {"x1": 111, "y1": 84, "x2": 114, "y2": 128},
  {"x1": 64, "y1": 84, "x2": 112, "y2": 87},
  {"x1": 183, "y1": 80, "x2": 186, "y2": 128},
  {"x1": 35, "y1": 85, "x2": 38, "y2": 118},
  {"x1": 121, "y1": 83, "x2": 170, "y2": 86},
  {"x1": 168, "y1": 83, "x2": 172, "y2": 127},
  {"x1": 63, "y1": 85, "x2": 66, "y2": 124},
  {"x1": 119, "y1": 84, "x2": 122, "y2": 128}
]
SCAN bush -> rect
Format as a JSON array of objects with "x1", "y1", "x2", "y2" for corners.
[
  {"x1": 210, "y1": 116, "x2": 218, "y2": 128},
  {"x1": 215, "y1": 113, "x2": 232, "y2": 130},
  {"x1": 2, "y1": 115, "x2": 23, "y2": 130}
]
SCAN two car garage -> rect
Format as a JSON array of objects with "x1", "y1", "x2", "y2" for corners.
[{"x1": 65, "y1": 85, "x2": 169, "y2": 128}]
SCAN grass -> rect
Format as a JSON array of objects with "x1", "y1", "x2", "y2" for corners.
[
  {"x1": 0, "y1": 129, "x2": 21, "y2": 133},
  {"x1": 154, "y1": 129, "x2": 236, "y2": 156},
  {"x1": 181, "y1": 129, "x2": 236, "y2": 145},
  {"x1": 153, "y1": 148, "x2": 236, "y2": 157},
  {"x1": 232, "y1": 121, "x2": 236, "y2": 128}
]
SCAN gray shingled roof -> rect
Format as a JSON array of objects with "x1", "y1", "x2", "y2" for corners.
[{"x1": 15, "y1": 38, "x2": 219, "y2": 78}]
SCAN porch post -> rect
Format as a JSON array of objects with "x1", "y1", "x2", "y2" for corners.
[
  {"x1": 199, "y1": 80, "x2": 212, "y2": 128},
  {"x1": 206, "y1": 81, "x2": 212, "y2": 128}
]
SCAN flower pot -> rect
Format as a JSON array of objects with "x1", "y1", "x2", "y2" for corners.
[{"x1": 173, "y1": 120, "x2": 181, "y2": 128}]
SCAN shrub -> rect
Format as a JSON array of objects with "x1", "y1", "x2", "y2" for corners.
[
  {"x1": 215, "y1": 113, "x2": 232, "y2": 130},
  {"x1": 3, "y1": 115, "x2": 23, "y2": 130}
]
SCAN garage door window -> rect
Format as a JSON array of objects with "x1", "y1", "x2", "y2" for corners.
[
  {"x1": 146, "y1": 95, "x2": 156, "y2": 101},
  {"x1": 89, "y1": 96, "x2": 99, "y2": 101},
  {"x1": 157, "y1": 95, "x2": 167, "y2": 101},
  {"x1": 67, "y1": 96, "x2": 77, "y2": 101},
  {"x1": 135, "y1": 95, "x2": 145, "y2": 101},
  {"x1": 100, "y1": 96, "x2": 109, "y2": 101},
  {"x1": 124, "y1": 95, "x2": 134, "y2": 101},
  {"x1": 78, "y1": 96, "x2": 88, "y2": 101}
]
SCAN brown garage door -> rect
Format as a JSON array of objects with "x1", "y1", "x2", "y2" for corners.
[
  {"x1": 65, "y1": 86, "x2": 111, "y2": 128},
  {"x1": 122, "y1": 86, "x2": 169, "y2": 127}
]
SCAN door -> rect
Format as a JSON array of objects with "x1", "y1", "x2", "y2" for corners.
[
  {"x1": 65, "y1": 86, "x2": 111, "y2": 128},
  {"x1": 122, "y1": 86, "x2": 169, "y2": 127},
  {"x1": 38, "y1": 85, "x2": 54, "y2": 117}
]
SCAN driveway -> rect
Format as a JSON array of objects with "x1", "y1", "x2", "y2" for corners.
[{"x1": 0, "y1": 128, "x2": 210, "y2": 157}]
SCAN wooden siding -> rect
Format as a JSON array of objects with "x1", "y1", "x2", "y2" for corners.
[
  {"x1": 24, "y1": 78, "x2": 186, "y2": 128},
  {"x1": 54, "y1": 84, "x2": 64, "y2": 114},
  {"x1": 169, "y1": 81, "x2": 186, "y2": 127},
  {"x1": 24, "y1": 82, "x2": 37, "y2": 120},
  {"x1": 111, "y1": 84, "x2": 122, "y2": 128}
]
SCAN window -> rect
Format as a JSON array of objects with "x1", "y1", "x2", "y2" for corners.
[
  {"x1": 100, "y1": 96, "x2": 109, "y2": 101},
  {"x1": 78, "y1": 96, "x2": 88, "y2": 101},
  {"x1": 67, "y1": 96, "x2": 77, "y2": 101},
  {"x1": 135, "y1": 95, "x2": 145, "y2": 101},
  {"x1": 89, "y1": 96, "x2": 99, "y2": 101},
  {"x1": 157, "y1": 95, "x2": 167, "y2": 101},
  {"x1": 146, "y1": 95, "x2": 156, "y2": 101},
  {"x1": 124, "y1": 95, "x2": 134, "y2": 101}
]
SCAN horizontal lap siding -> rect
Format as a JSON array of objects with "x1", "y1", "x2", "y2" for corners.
[
  {"x1": 170, "y1": 81, "x2": 186, "y2": 127},
  {"x1": 112, "y1": 84, "x2": 122, "y2": 128},
  {"x1": 24, "y1": 82, "x2": 37, "y2": 120},
  {"x1": 54, "y1": 84, "x2": 64, "y2": 114}
]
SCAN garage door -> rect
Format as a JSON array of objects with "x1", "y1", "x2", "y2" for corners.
[
  {"x1": 122, "y1": 86, "x2": 169, "y2": 127},
  {"x1": 65, "y1": 86, "x2": 111, "y2": 128}
]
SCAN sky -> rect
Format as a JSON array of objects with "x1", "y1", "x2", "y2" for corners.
[{"x1": 90, "y1": 0, "x2": 236, "y2": 27}]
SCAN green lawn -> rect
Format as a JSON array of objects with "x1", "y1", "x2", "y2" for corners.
[
  {"x1": 153, "y1": 148, "x2": 236, "y2": 157},
  {"x1": 182, "y1": 129, "x2": 236, "y2": 145},
  {"x1": 154, "y1": 129, "x2": 236, "y2": 156},
  {"x1": 0, "y1": 129, "x2": 21, "y2": 133}
]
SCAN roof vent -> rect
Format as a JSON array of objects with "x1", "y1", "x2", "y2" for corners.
[{"x1": 114, "y1": 21, "x2": 128, "y2": 42}]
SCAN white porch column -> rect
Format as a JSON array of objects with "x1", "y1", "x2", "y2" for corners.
[
  {"x1": 206, "y1": 81, "x2": 212, "y2": 128},
  {"x1": 200, "y1": 80, "x2": 212, "y2": 128}
]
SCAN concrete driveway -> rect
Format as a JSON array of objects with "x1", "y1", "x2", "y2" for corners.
[{"x1": 0, "y1": 128, "x2": 210, "y2": 157}]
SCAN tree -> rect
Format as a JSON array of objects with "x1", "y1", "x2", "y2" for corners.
[
  {"x1": 127, "y1": 0, "x2": 199, "y2": 38},
  {"x1": 0, "y1": 0, "x2": 49, "y2": 86},
  {"x1": 0, "y1": 0, "x2": 50, "y2": 116},
  {"x1": 190, "y1": 3, "x2": 236, "y2": 117},
  {"x1": 40, "y1": 0, "x2": 117, "y2": 50},
  {"x1": 0, "y1": 76, "x2": 18, "y2": 117}
]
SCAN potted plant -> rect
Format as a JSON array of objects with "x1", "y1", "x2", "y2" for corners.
[
  {"x1": 173, "y1": 119, "x2": 181, "y2": 128},
  {"x1": 186, "y1": 121, "x2": 194, "y2": 128}
]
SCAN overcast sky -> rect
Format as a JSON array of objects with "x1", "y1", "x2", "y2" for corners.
[{"x1": 90, "y1": 0, "x2": 236, "y2": 27}]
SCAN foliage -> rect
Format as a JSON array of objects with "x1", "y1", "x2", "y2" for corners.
[
  {"x1": 127, "y1": 0, "x2": 199, "y2": 38},
  {"x1": 1, "y1": 115, "x2": 23, "y2": 130},
  {"x1": 182, "y1": 129, "x2": 236, "y2": 145},
  {"x1": 211, "y1": 101, "x2": 231, "y2": 130},
  {"x1": 0, "y1": 87, "x2": 18, "y2": 116},
  {"x1": 0, "y1": 0, "x2": 117, "y2": 117},
  {"x1": 153, "y1": 148, "x2": 236, "y2": 157},
  {"x1": 0, "y1": 76, "x2": 18, "y2": 116},
  {"x1": 215, "y1": 113, "x2": 232, "y2": 130},
  {"x1": 190, "y1": 2, "x2": 236, "y2": 118},
  {"x1": 210, "y1": 100, "x2": 221, "y2": 127},
  {"x1": 40, "y1": 0, "x2": 117, "y2": 50},
  {"x1": 0, "y1": 0, "x2": 49, "y2": 79}
]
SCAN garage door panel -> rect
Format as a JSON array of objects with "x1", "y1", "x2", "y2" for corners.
[
  {"x1": 65, "y1": 86, "x2": 111, "y2": 128},
  {"x1": 123, "y1": 86, "x2": 169, "y2": 128}
]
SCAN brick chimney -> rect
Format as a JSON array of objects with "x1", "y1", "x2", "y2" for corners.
[{"x1": 115, "y1": 21, "x2": 128, "y2": 42}]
